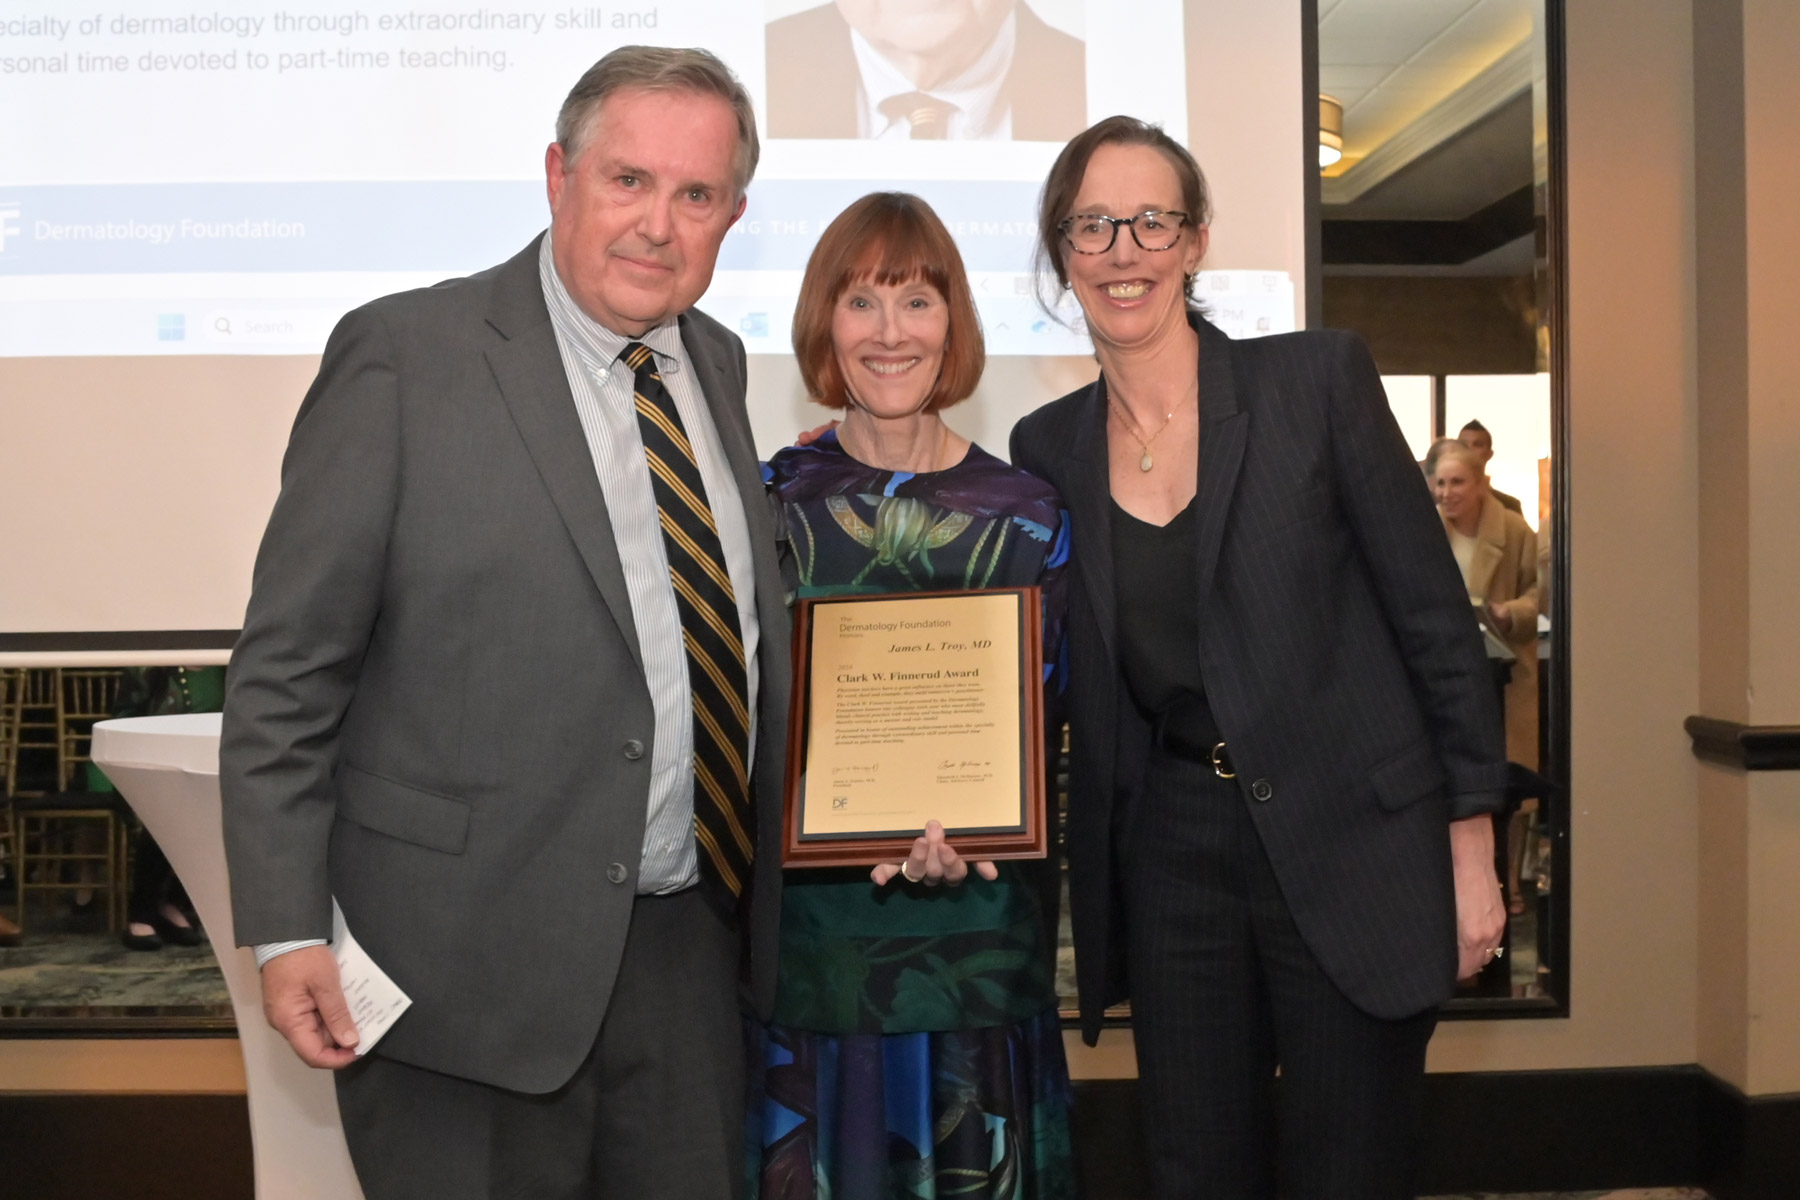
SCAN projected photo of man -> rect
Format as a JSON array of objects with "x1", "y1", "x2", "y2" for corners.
[{"x1": 766, "y1": 0, "x2": 1087, "y2": 141}]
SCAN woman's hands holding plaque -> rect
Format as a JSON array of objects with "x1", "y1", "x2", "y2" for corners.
[{"x1": 871, "y1": 820, "x2": 1000, "y2": 887}]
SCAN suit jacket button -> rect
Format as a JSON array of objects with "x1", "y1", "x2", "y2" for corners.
[
  {"x1": 622, "y1": 739, "x2": 645, "y2": 760},
  {"x1": 607, "y1": 863, "x2": 629, "y2": 884},
  {"x1": 1251, "y1": 779, "x2": 1274, "y2": 802}
]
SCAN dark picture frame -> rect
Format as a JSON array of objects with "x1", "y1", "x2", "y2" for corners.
[{"x1": 782, "y1": 588, "x2": 1048, "y2": 868}]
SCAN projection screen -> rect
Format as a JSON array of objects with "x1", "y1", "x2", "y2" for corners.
[{"x1": 0, "y1": 0, "x2": 1304, "y2": 658}]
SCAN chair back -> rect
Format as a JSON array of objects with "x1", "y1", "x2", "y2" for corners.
[
  {"x1": 5, "y1": 669, "x2": 59, "y2": 796},
  {"x1": 0, "y1": 669, "x2": 20, "y2": 793},
  {"x1": 58, "y1": 669, "x2": 126, "y2": 789}
]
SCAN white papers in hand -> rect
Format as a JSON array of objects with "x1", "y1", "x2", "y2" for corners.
[{"x1": 331, "y1": 899, "x2": 412, "y2": 1057}]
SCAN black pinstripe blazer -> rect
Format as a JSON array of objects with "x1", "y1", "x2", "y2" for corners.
[{"x1": 1010, "y1": 317, "x2": 1507, "y2": 1042}]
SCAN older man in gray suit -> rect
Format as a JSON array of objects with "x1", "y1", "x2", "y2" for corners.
[{"x1": 221, "y1": 46, "x2": 789, "y2": 1200}]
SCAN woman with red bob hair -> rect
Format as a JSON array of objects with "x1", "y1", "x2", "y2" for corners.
[{"x1": 748, "y1": 192, "x2": 1076, "y2": 1199}]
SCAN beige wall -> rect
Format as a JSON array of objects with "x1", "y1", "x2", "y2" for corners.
[
  {"x1": 1429, "y1": 0, "x2": 1800, "y2": 1097},
  {"x1": 1692, "y1": 0, "x2": 1752, "y2": 1093},
  {"x1": 1736, "y1": 0, "x2": 1800, "y2": 1092},
  {"x1": 1428, "y1": 0, "x2": 1703, "y2": 1075},
  {"x1": 0, "y1": 355, "x2": 314, "y2": 637},
  {"x1": 0, "y1": 1038, "x2": 245, "y2": 1093},
  {"x1": 1694, "y1": 0, "x2": 1800, "y2": 1097}
]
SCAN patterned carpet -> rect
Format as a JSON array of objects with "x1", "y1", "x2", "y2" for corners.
[
  {"x1": 1423, "y1": 1191, "x2": 1710, "y2": 1199},
  {"x1": 0, "y1": 926, "x2": 231, "y2": 1015}
]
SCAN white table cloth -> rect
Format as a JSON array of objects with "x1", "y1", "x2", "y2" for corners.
[{"x1": 93, "y1": 713, "x2": 365, "y2": 1200}]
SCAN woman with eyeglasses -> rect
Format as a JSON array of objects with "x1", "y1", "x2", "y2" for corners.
[{"x1": 1008, "y1": 116, "x2": 1510, "y2": 1199}]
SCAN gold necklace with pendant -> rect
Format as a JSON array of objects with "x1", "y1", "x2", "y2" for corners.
[{"x1": 1107, "y1": 384, "x2": 1191, "y2": 472}]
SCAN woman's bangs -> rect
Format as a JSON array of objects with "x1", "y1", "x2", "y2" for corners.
[{"x1": 838, "y1": 219, "x2": 952, "y2": 297}]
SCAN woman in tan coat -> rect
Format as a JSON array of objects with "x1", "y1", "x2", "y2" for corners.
[
  {"x1": 1432, "y1": 443, "x2": 1538, "y2": 762},
  {"x1": 1433, "y1": 442, "x2": 1539, "y2": 913}
]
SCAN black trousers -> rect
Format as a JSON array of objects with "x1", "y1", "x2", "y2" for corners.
[
  {"x1": 335, "y1": 887, "x2": 745, "y2": 1200},
  {"x1": 127, "y1": 828, "x2": 185, "y2": 925},
  {"x1": 1118, "y1": 748, "x2": 1438, "y2": 1200}
]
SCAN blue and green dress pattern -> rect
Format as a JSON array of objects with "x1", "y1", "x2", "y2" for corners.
[{"x1": 750, "y1": 432, "x2": 1075, "y2": 1200}]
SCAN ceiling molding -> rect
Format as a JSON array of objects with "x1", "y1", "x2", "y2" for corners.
[
  {"x1": 1322, "y1": 185, "x2": 1535, "y2": 267},
  {"x1": 1323, "y1": 39, "x2": 1535, "y2": 206}
]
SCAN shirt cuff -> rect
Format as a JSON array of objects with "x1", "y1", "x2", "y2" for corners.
[
  {"x1": 254, "y1": 939, "x2": 329, "y2": 969},
  {"x1": 1447, "y1": 789, "x2": 1507, "y2": 822}
]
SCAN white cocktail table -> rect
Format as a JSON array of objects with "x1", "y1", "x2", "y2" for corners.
[{"x1": 93, "y1": 713, "x2": 364, "y2": 1200}]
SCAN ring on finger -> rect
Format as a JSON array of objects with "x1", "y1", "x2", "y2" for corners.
[{"x1": 900, "y1": 862, "x2": 923, "y2": 884}]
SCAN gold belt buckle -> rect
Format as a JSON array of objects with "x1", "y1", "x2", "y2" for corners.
[{"x1": 1210, "y1": 741, "x2": 1236, "y2": 780}]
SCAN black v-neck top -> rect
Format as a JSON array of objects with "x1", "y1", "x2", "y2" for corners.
[{"x1": 1110, "y1": 496, "x2": 1215, "y2": 743}]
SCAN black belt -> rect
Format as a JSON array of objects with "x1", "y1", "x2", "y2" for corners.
[{"x1": 1151, "y1": 710, "x2": 1236, "y2": 779}]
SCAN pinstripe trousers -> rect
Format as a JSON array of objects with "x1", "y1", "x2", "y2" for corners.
[{"x1": 1118, "y1": 747, "x2": 1437, "y2": 1200}]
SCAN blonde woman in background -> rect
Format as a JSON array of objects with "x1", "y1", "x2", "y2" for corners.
[{"x1": 1432, "y1": 441, "x2": 1539, "y2": 914}]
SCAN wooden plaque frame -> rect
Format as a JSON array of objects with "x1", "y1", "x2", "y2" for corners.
[{"x1": 781, "y1": 587, "x2": 1047, "y2": 868}]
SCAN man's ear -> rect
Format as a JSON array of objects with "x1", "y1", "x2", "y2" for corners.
[{"x1": 545, "y1": 142, "x2": 568, "y2": 213}]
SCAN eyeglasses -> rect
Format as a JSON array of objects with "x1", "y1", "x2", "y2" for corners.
[{"x1": 1057, "y1": 210, "x2": 1191, "y2": 255}]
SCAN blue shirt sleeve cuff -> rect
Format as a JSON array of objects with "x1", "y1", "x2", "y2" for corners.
[{"x1": 254, "y1": 939, "x2": 329, "y2": 969}]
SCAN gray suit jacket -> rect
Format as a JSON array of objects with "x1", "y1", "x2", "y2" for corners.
[
  {"x1": 221, "y1": 235, "x2": 791, "y2": 1094},
  {"x1": 1012, "y1": 317, "x2": 1506, "y2": 1041}
]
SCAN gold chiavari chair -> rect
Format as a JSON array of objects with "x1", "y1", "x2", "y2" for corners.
[
  {"x1": 16, "y1": 798, "x2": 126, "y2": 932},
  {"x1": 58, "y1": 669, "x2": 125, "y2": 791},
  {"x1": 0, "y1": 803, "x2": 16, "y2": 932},
  {"x1": 6, "y1": 668, "x2": 58, "y2": 797},
  {"x1": 14, "y1": 670, "x2": 129, "y2": 932},
  {"x1": 0, "y1": 669, "x2": 19, "y2": 930},
  {"x1": 0, "y1": 668, "x2": 19, "y2": 785}
]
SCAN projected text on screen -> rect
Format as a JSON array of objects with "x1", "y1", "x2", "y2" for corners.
[{"x1": 0, "y1": 0, "x2": 1296, "y2": 358}]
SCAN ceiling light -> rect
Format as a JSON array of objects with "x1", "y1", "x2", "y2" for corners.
[{"x1": 1319, "y1": 94, "x2": 1344, "y2": 169}]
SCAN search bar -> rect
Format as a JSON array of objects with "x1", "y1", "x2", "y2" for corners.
[{"x1": 203, "y1": 307, "x2": 341, "y2": 345}]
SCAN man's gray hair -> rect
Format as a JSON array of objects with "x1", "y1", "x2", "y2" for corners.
[{"x1": 555, "y1": 45, "x2": 760, "y2": 195}]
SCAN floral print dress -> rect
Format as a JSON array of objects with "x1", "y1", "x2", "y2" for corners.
[{"x1": 750, "y1": 431, "x2": 1076, "y2": 1200}]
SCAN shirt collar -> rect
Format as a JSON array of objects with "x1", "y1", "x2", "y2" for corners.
[
  {"x1": 538, "y1": 232, "x2": 683, "y2": 380},
  {"x1": 851, "y1": 12, "x2": 1017, "y2": 138}
]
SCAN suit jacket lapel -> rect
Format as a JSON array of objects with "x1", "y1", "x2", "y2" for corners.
[
  {"x1": 1066, "y1": 380, "x2": 1120, "y2": 660},
  {"x1": 1191, "y1": 321, "x2": 1248, "y2": 615},
  {"x1": 483, "y1": 238, "x2": 643, "y2": 671},
  {"x1": 679, "y1": 314, "x2": 773, "y2": 556}
]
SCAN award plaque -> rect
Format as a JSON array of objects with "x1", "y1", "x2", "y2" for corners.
[{"x1": 781, "y1": 587, "x2": 1047, "y2": 867}]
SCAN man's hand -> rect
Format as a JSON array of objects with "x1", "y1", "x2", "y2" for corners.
[
  {"x1": 871, "y1": 820, "x2": 999, "y2": 887},
  {"x1": 1450, "y1": 814, "x2": 1506, "y2": 980},
  {"x1": 795, "y1": 419, "x2": 839, "y2": 446},
  {"x1": 262, "y1": 944, "x2": 360, "y2": 1068}
]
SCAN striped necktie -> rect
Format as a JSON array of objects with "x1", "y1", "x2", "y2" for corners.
[
  {"x1": 622, "y1": 341, "x2": 755, "y2": 901},
  {"x1": 878, "y1": 91, "x2": 956, "y2": 139}
]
